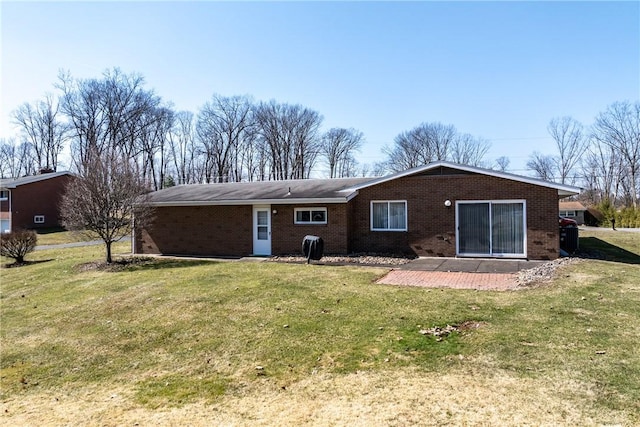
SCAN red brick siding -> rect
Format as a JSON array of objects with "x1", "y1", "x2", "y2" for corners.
[
  {"x1": 137, "y1": 205, "x2": 253, "y2": 256},
  {"x1": 137, "y1": 203, "x2": 349, "y2": 256},
  {"x1": 6, "y1": 175, "x2": 71, "y2": 230},
  {"x1": 136, "y1": 173, "x2": 560, "y2": 260},
  {"x1": 271, "y1": 204, "x2": 348, "y2": 255},
  {"x1": 349, "y1": 173, "x2": 559, "y2": 260}
]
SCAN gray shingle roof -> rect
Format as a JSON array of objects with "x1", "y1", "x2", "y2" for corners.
[
  {"x1": 0, "y1": 171, "x2": 73, "y2": 189},
  {"x1": 148, "y1": 177, "x2": 376, "y2": 206},
  {"x1": 146, "y1": 161, "x2": 581, "y2": 206}
]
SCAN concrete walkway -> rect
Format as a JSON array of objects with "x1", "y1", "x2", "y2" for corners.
[
  {"x1": 397, "y1": 257, "x2": 544, "y2": 273},
  {"x1": 377, "y1": 257, "x2": 542, "y2": 291},
  {"x1": 35, "y1": 236, "x2": 131, "y2": 251}
]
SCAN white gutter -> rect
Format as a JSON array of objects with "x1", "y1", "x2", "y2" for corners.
[{"x1": 147, "y1": 196, "x2": 355, "y2": 207}]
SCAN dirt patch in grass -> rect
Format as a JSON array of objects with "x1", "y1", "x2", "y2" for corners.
[{"x1": 75, "y1": 256, "x2": 157, "y2": 272}]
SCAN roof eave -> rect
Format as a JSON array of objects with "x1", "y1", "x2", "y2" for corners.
[
  {"x1": 147, "y1": 196, "x2": 354, "y2": 207},
  {"x1": 558, "y1": 189, "x2": 581, "y2": 197}
]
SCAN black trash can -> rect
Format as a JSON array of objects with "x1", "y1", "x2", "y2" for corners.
[
  {"x1": 560, "y1": 226, "x2": 579, "y2": 254},
  {"x1": 302, "y1": 235, "x2": 324, "y2": 262}
]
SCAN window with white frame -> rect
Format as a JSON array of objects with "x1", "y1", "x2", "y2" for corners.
[
  {"x1": 560, "y1": 210, "x2": 577, "y2": 217},
  {"x1": 294, "y1": 207, "x2": 327, "y2": 224},
  {"x1": 0, "y1": 190, "x2": 8, "y2": 201},
  {"x1": 34, "y1": 215, "x2": 45, "y2": 224},
  {"x1": 371, "y1": 201, "x2": 407, "y2": 231}
]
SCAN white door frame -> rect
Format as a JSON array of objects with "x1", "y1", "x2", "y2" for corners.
[
  {"x1": 252, "y1": 205, "x2": 271, "y2": 255},
  {"x1": 455, "y1": 200, "x2": 527, "y2": 258}
]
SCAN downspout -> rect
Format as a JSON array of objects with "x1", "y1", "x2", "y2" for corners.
[
  {"x1": 8, "y1": 189, "x2": 12, "y2": 232},
  {"x1": 131, "y1": 213, "x2": 136, "y2": 255}
]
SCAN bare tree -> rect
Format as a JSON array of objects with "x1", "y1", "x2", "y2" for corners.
[
  {"x1": 383, "y1": 122, "x2": 457, "y2": 172},
  {"x1": 527, "y1": 152, "x2": 556, "y2": 181},
  {"x1": 167, "y1": 111, "x2": 200, "y2": 184},
  {"x1": 494, "y1": 156, "x2": 511, "y2": 172},
  {"x1": 136, "y1": 106, "x2": 174, "y2": 190},
  {"x1": 196, "y1": 95, "x2": 254, "y2": 183},
  {"x1": 591, "y1": 101, "x2": 640, "y2": 207},
  {"x1": 547, "y1": 116, "x2": 587, "y2": 185},
  {"x1": 0, "y1": 138, "x2": 19, "y2": 178},
  {"x1": 0, "y1": 138, "x2": 35, "y2": 178},
  {"x1": 320, "y1": 128, "x2": 364, "y2": 178},
  {"x1": 12, "y1": 93, "x2": 69, "y2": 172},
  {"x1": 57, "y1": 68, "x2": 162, "y2": 172},
  {"x1": 60, "y1": 150, "x2": 152, "y2": 263},
  {"x1": 581, "y1": 142, "x2": 620, "y2": 204},
  {"x1": 450, "y1": 133, "x2": 491, "y2": 167},
  {"x1": 254, "y1": 101, "x2": 323, "y2": 180}
]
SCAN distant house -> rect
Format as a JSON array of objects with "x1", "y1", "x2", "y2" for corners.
[
  {"x1": 0, "y1": 172, "x2": 73, "y2": 233},
  {"x1": 559, "y1": 201, "x2": 588, "y2": 225},
  {"x1": 135, "y1": 161, "x2": 580, "y2": 260}
]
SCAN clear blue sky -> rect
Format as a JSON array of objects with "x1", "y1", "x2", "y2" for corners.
[{"x1": 1, "y1": 1, "x2": 639, "y2": 174}]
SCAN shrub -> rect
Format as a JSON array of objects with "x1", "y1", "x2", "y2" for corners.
[
  {"x1": 618, "y1": 207, "x2": 640, "y2": 228},
  {"x1": 596, "y1": 200, "x2": 616, "y2": 227},
  {"x1": 0, "y1": 229, "x2": 37, "y2": 264}
]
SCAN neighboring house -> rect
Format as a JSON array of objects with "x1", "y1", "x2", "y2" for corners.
[
  {"x1": 135, "y1": 161, "x2": 580, "y2": 260},
  {"x1": 559, "y1": 200, "x2": 587, "y2": 225},
  {"x1": 0, "y1": 172, "x2": 73, "y2": 233}
]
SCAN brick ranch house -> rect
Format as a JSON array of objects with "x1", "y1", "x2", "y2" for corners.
[
  {"x1": 135, "y1": 161, "x2": 581, "y2": 260},
  {"x1": 0, "y1": 171, "x2": 73, "y2": 233}
]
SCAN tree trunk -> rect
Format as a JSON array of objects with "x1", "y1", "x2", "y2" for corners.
[{"x1": 106, "y1": 241, "x2": 112, "y2": 264}]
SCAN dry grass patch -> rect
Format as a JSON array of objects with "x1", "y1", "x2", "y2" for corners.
[{"x1": 1, "y1": 368, "x2": 628, "y2": 426}]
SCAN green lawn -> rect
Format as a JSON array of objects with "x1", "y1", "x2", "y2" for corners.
[
  {"x1": 35, "y1": 228, "x2": 99, "y2": 246},
  {"x1": 1, "y1": 230, "x2": 639, "y2": 425}
]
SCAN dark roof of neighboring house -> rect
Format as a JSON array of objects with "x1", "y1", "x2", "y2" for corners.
[
  {"x1": 0, "y1": 171, "x2": 73, "y2": 189},
  {"x1": 559, "y1": 201, "x2": 587, "y2": 211},
  {"x1": 147, "y1": 177, "x2": 374, "y2": 206},
  {"x1": 147, "y1": 161, "x2": 582, "y2": 206}
]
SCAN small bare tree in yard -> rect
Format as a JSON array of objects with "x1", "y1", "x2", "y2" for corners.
[
  {"x1": 0, "y1": 230, "x2": 37, "y2": 264},
  {"x1": 61, "y1": 151, "x2": 152, "y2": 264}
]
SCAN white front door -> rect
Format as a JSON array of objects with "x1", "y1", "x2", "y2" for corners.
[{"x1": 253, "y1": 206, "x2": 271, "y2": 255}]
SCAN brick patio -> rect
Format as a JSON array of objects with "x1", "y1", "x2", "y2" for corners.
[{"x1": 377, "y1": 270, "x2": 518, "y2": 291}]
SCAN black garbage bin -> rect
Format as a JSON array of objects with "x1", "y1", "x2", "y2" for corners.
[
  {"x1": 560, "y1": 226, "x2": 579, "y2": 254},
  {"x1": 302, "y1": 235, "x2": 324, "y2": 262}
]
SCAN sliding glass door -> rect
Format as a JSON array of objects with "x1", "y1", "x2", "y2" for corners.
[{"x1": 457, "y1": 201, "x2": 526, "y2": 257}]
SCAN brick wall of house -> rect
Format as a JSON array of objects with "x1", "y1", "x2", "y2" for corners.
[
  {"x1": 271, "y1": 204, "x2": 349, "y2": 255},
  {"x1": 9, "y1": 175, "x2": 72, "y2": 230},
  {"x1": 349, "y1": 173, "x2": 560, "y2": 260},
  {"x1": 137, "y1": 205, "x2": 253, "y2": 256},
  {"x1": 137, "y1": 172, "x2": 561, "y2": 260}
]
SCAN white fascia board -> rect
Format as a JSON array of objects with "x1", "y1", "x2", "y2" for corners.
[{"x1": 148, "y1": 197, "x2": 352, "y2": 207}]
